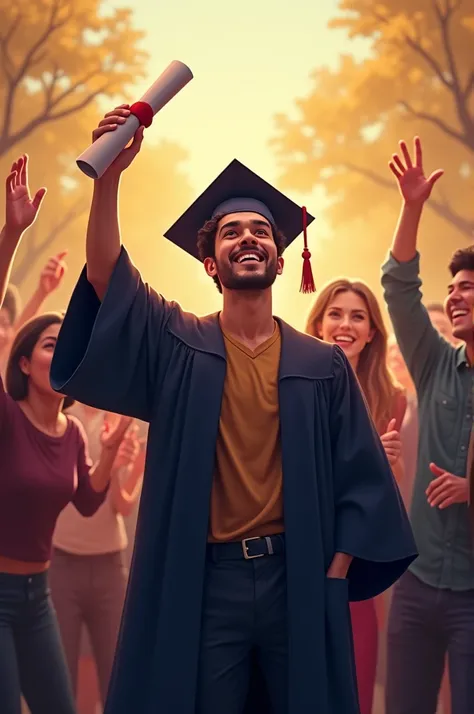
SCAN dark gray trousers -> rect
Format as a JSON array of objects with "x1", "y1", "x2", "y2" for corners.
[{"x1": 386, "y1": 570, "x2": 474, "y2": 714}]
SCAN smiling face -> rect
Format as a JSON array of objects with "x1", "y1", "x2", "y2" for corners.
[
  {"x1": 19, "y1": 323, "x2": 61, "y2": 400},
  {"x1": 444, "y1": 270, "x2": 474, "y2": 341},
  {"x1": 319, "y1": 289, "x2": 375, "y2": 365},
  {"x1": 203, "y1": 211, "x2": 284, "y2": 292}
]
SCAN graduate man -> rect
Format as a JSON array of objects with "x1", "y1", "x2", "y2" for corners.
[{"x1": 51, "y1": 106, "x2": 417, "y2": 714}]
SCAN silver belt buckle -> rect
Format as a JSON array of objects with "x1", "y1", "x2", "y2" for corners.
[{"x1": 242, "y1": 537, "x2": 265, "y2": 560}]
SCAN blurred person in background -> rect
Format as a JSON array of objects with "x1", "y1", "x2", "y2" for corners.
[
  {"x1": 387, "y1": 335, "x2": 418, "y2": 510},
  {"x1": 0, "y1": 284, "x2": 21, "y2": 365},
  {"x1": 382, "y1": 137, "x2": 474, "y2": 714},
  {"x1": 0, "y1": 154, "x2": 131, "y2": 714},
  {"x1": 50, "y1": 406, "x2": 144, "y2": 709},
  {"x1": 427, "y1": 303, "x2": 461, "y2": 346},
  {"x1": 0, "y1": 253, "x2": 68, "y2": 375},
  {"x1": 306, "y1": 278, "x2": 405, "y2": 714}
]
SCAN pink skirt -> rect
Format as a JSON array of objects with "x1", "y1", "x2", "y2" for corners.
[{"x1": 350, "y1": 598, "x2": 378, "y2": 714}]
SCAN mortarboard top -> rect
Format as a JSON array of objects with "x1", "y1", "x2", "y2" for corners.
[{"x1": 164, "y1": 159, "x2": 316, "y2": 292}]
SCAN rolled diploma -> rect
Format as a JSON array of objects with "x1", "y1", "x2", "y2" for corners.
[{"x1": 76, "y1": 60, "x2": 193, "y2": 179}]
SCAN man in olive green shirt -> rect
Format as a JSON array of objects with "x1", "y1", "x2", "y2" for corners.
[{"x1": 382, "y1": 137, "x2": 474, "y2": 714}]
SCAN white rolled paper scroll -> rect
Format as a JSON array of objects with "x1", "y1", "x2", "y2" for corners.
[{"x1": 76, "y1": 60, "x2": 193, "y2": 179}]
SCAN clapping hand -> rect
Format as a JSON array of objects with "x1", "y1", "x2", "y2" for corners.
[
  {"x1": 114, "y1": 423, "x2": 142, "y2": 470},
  {"x1": 389, "y1": 137, "x2": 444, "y2": 205},
  {"x1": 100, "y1": 414, "x2": 133, "y2": 451},
  {"x1": 5, "y1": 155, "x2": 46, "y2": 235},
  {"x1": 380, "y1": 418, "x2": 402, "y2": 466},
  {"x1": 426, "y1": 463, "x2": 468, "y2": 509}
]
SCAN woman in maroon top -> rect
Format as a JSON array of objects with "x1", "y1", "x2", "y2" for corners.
[{"x1": 0, "y1": 155, "x2": 130, "y2": 714}]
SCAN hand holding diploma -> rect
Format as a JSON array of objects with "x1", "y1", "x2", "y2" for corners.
[
  {"x1": 91, "y1": 104, "x2": 145, "y2": 177},
  {"x1": 77, "y1": 60, "x2": 193, "y2": 179}
]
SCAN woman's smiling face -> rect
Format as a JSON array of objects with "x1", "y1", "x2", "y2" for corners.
[{"x1": 319, "y1": 289, "x2": 374, "y2": 362}]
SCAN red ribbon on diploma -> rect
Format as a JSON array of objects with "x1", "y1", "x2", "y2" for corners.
[{"x1": 130, "y1": 101, "x2": 154, "y2": 128}]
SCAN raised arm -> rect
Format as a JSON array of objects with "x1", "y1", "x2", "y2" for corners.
[
  {"x1": 0, "y1": 156, "x2": 46, "y2": 322},
  {"x1": 388, "y1": 137, "x2": 444, "y2": 263},
  {"x1": 50, "y1": 107, "x2": 175, "y2": 420},
  {"x1": 86, "y1": 105, "x2": 144, "y2": 300},
  {"x1": 110, "y1": 424, "x2": 145, "y2": 517},
  {"x1": 382, "y1": 138, "x2": 448, "y2": 389},
  {"x1": 14, "y1": 251, "x2": 68, "y2": 332}
]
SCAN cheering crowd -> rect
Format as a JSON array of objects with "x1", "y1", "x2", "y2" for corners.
[{"x1": 0, "y1": 115, "x2": 473, "y2": 714}]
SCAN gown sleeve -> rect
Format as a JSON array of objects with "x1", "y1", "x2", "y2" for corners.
[
  {"x1": 330, "y1": 346, "x2": 418, "y2": 601},
  {"x1": 50, "y1": 247, "x2": 176, "y2": 421}
]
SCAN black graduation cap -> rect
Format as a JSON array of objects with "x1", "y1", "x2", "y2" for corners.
[{"x1": 164, "y1": 159, "x2": 316, "y2": 292}]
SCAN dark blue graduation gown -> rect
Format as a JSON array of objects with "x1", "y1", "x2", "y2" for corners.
[{"x1": 50, "y1": 248, "x2": 417, "y2": 714}]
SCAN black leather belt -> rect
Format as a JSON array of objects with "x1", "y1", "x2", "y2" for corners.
[{"x1": 207, "y1": 534, "x2": 285, "y2": 561}]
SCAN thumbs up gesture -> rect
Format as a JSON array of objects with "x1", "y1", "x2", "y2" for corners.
[{"x1": 380, "y1": 418, "x2": 402, "y2": 466}]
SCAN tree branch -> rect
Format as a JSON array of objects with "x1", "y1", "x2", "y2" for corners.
[
  {"x1": 464, "y1": 71, "x2": 474, "y2": 101},
  {"x1": 47, "y1": 66, "x2": 104, "y2": 111},
  {"x1": 399, "y1": 100, "x2": 473, "y2": 150},
  {"x1": 432, "y1": 0, "x2": 474, "y2": 148},
  {"x1": 41, "y1": 65, "x2": 61, "y2": 109},
  {"x1": 0, "y1": 11, "x2": 23, "y2": 82},
  {"x1": 0, "y1": 0, "x2": 72, "y2": 144},
  {"x1": 0, "y1": 84, "x2": 110, "y2": 157},
  {"x1": 403, "y1": 32, "x2": 451, "y2": 90},
  {"x1": 343, "y1": 161, "x2": 474, "y2": 238}
]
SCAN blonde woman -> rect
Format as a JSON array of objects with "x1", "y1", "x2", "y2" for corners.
[{"x1": 306, "y1": 278, "x2": 406, "y2": 714}]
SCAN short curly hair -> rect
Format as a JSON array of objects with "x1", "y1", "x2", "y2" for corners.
[
  {"x1": 448, "y1": 246, "x2": 474, "y2": 277},
  {"x1": 196, "y1": 213, "x2": 287, "y2": 293}
]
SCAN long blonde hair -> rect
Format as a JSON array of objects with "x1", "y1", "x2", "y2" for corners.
[{"x1": 306, "y1": 278, "x2": 401, "y2": 431}]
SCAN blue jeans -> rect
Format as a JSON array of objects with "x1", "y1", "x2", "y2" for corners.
[
  {"x1": 0, "y1": 570, "x2": 76, "y2": 714},
  {"x1": 386, "y1": 570, "x2": 474, "y2": 714}
]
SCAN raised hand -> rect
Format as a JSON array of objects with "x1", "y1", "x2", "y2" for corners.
[
  {"x1": 92, "y1": 104, "x2": 145, "y2": 177},
  {"x1": 426, "y1": 463, "x2": 468, "y2": 509},
  {"x1": 100, "y1": 413, "x2": 134, "y2": 451},
  {"x1": 38, "y1": 251, "x2": 68, "y2": 296},
  {"x1": 389, "y1": 137, "x2": 444, "y2": 205},
  {"x1": 380, "y1": 418, "x2": 402, "y2": 466},
  {"x1": 5, "y1": 155, "x2": 46, "y2": 234}
]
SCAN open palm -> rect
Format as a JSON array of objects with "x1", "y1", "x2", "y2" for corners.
[
  {"x1": 389, "y1": 137, "x2": 444, "y2": 205},
  {"x1": 6, "y1": 155, "x2": 46, "y2": 233}
]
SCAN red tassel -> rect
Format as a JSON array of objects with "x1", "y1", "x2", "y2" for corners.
[{"x1": 300, "y1": 206, "x2": 315, "y2": 293}]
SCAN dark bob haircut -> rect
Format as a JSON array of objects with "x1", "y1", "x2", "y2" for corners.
[
  {"x1": 196, "y1": 213, "x2": 287, "y2": 293},
  {"x1": 6, "y1": 311, "x2": 74, "y2": 409}
]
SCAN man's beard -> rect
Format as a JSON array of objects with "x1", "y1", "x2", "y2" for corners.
[{"x1": 217, "y1": 257, "x2": 278, "y2": 291}]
